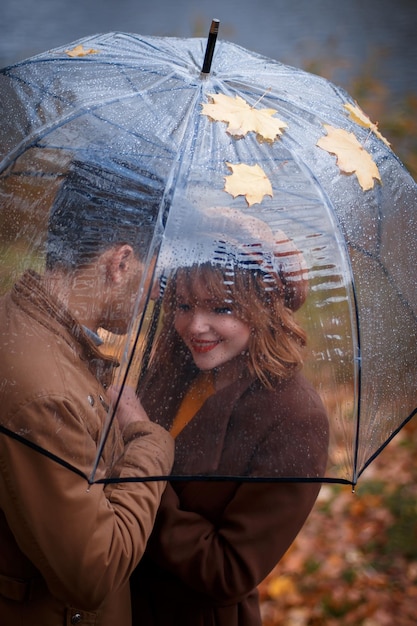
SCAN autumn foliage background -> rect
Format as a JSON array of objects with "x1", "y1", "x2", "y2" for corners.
[{"x1": 257, "y1": 47, "x2": 417, "y2": 626}]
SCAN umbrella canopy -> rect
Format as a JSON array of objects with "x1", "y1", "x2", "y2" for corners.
[{"x1": 0, "y1": 27, "x2": 416, "y2": 486}]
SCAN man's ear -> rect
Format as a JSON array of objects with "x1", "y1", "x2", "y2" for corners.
[{"x1": 106, "y1": 244, "x2": 135, "y2": 284}]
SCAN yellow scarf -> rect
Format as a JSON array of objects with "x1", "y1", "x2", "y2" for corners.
[{"x1": 170, "y1": 372, "x2": 215, "y2": 439}]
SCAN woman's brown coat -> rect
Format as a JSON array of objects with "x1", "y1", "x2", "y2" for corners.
[{"x1": 132, "y1": 361, "x2": 329, "y2": 626}]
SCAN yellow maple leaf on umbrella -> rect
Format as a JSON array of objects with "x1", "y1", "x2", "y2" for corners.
[
  {"x1": 344, "y1": 102, "x2": 391, "y2": 147},
  {"x1": 224, "y1": 162, "x2": 273, "y2": 206},
  {"x1": 65, "y1": 45, "x2": 99, "y2": 58},
  {"x1": 317, "y1": 124, "x2": 382, "y2": 191},
  {"x1": 202, "y1": 93, "x2": 287, "y2": 143}
]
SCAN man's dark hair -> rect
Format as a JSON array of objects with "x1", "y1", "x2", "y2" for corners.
[{"x1": 46, "y1": 158, "x2": 164, "y2": 270}]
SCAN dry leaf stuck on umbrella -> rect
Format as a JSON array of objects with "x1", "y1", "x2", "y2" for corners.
[
  {"x1": 65, "y1": 45, "x2": 99, "y2": 58},
  {"x1": 317, "y1": 124, "x2": 382, "y2": 191},
  {"x1": 224, "y1": 162, "x2": 273, "y2": 206},
  {"x1": 202, "y1": 93, "x2": 287, "y2": 143},
  {"x1": 344, "y1": 103, "x2": 391, "y2": 148}
]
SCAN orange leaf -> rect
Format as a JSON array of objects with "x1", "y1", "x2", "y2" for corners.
[
  {"x1": 317, "y1": 124, "x2": 382, "y2": 191},
  {"x1": 266, "y1": 575, "x2": 297, "y2": 599},
  {"x1": 202, "y1": 93, "x2": 287, "y2": 143},
  {"x1": 344, "y1": 103, "x2": 391, "y2": 147},
  {"x1": 224, "y1": 162, "x2": 273, "y2": 206},
  {"x1": 65, "y1": 45, "x2": 99, "y2": 58}
]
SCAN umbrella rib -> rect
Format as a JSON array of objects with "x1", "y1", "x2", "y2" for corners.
[
  {"x1": 90, "y1": 269, "x2": 160, "y2": 483},
  {"x1": 91, "y1": 83, "x2": 206, "y2": 483},
  {"x1": 350, "y1": 270, "x2": 362, "y2": 487},
  {"x1": 94, "y1": 474, "x2": 354, "y2": 486},
  {"x1": 0, "y1": 424, "x2": 89, "y2": 482},
  {"x1": 356, "y1": 406, "x2": 417, "y2": 482}
]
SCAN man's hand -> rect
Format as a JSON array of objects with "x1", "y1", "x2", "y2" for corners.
[{"x1": 107, "y1": 385, "x2": 150, "y2": 430}]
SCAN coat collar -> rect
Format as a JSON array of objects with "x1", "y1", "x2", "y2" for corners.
[{"x1": 12, "y1": 270, "x2": 119, "y2": 387}]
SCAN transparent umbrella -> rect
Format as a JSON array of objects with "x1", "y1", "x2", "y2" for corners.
[{"x1": 0, "y1": 23, "x2": 416, "y2": 486}]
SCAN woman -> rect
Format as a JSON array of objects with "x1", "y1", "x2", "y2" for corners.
[{"x1": 132, "y1": 207, "x2": 329, "y2": 626}]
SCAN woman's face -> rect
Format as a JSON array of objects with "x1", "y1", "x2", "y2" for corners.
[{"x1": 174, "y1": 274, "x2": 251, "y2": 373}]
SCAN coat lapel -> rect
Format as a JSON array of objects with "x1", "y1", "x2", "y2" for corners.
[{"x1": 172, "y1": 369, "x2": 255, "y2": 476}]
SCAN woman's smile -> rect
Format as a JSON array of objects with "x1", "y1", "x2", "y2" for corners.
[{"x1": 189, "y1": 338, "x2": 221, "y2": 354}]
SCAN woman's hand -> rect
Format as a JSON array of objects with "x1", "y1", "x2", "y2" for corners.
[{"x1": 107, "y1": 384, "x2": 150, "y2": 429}]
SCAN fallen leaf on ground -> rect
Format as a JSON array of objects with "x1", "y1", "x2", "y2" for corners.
[
  {"x1": 224, "y1": 162, "x2": 273, "y2": 206},
  {"x1": 202, "y1": 93, "x2": 287, "y2": 143},
  {"x1": 267, "y1": 575, "x2": 297, "y2": 599},
  {"x1": 317, "y1": 124, "x2": 382, "y2": 191}
]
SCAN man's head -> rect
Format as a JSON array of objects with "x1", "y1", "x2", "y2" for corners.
[
  {"x1": 46, "y1": 158, "x2": 164, "y2": 271},
  {"x1": 45, "y1": 158, "x2": 165, "y2": 334}
]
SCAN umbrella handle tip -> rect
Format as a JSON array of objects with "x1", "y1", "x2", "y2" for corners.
[{"x1": 201, "y1": 19, "x2": 220, "y2": 75}]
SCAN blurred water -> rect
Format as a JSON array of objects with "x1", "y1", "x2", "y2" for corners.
[{"x1": 1, "y1": 0, "x2": 416, "y2": 104}]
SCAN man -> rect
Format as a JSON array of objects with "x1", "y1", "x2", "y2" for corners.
[{"x1": 0, "y1": 159, "x2": 174, "y2": 625}]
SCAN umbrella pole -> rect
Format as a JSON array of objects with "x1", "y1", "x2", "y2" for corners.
[{"x1": 201, "y1": 18, "x2": 220, "y2": 74}]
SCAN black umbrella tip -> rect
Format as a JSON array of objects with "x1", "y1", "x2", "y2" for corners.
[
  {"x1": 201, "y1": 19, "x2": 220, "y2": 75},
  {"x1": 210, "y1": 18, "x2": 220, "y2": 32}
]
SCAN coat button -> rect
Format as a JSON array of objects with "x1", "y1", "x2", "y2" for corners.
[
  {"x1": 71, "y1": 613, "x2": 82, "y2": 624},
  {"x1": 99, "y1": 395, "x2": 109, "y2": 412}
]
